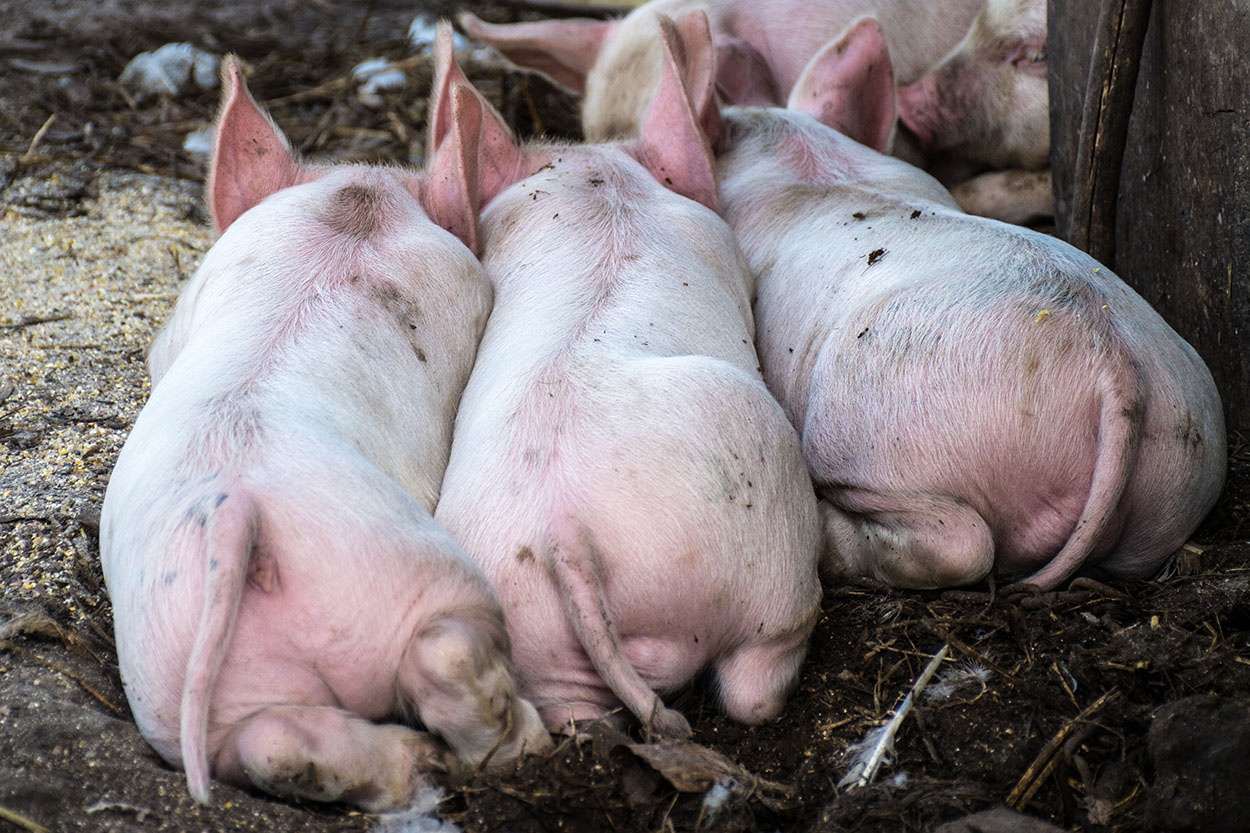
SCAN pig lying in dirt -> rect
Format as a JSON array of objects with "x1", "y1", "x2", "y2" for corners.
[
  {"x1": 99, "y1": 58, "x2": 549, "y2": 810},
  {"x1": 698, "y1": 16, "x2": 1226, "y2": 590},
  {"x1": 458, "y1": 0, "x2": 983, "y2": 141},
  {"x1": 896, "y1": 0, "x2": 1053, "y2": 223},
  {"x1": 427, "y1": 22, "x2": 821, "y2": 737}
]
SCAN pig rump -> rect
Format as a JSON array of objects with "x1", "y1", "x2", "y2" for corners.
[
  {"x1": 438, "y1": 354, "x2": 822, "y2": 736},
  {"x1": 792, "y1": 241, "x2": 1222, "y2": 590},
  {"x1": 102, "y1": 439, "x2": 530, "y2": 810}
]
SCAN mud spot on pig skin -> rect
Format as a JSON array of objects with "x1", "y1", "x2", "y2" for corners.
[
  {"x1": 866, "y1": 248, "x2": 887, "y2": 266},
  {"x1": 320, "y1": 183, "x2": 386, "y2": 240},
  {"x1": 1176, "y1": 413, "x2": 1206, "y2": 448},
  {"x1": 516, "y1": 546, "x2": 534, "y2": 564}
]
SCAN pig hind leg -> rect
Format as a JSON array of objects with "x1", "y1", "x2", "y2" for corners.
[
  {"x1": 819, "y1": 492, "x2": 995, "y2": 589},
  {"x1": 214, "y1": 704, "x2": 446, "y2": 811},
  {"x1": 712, "y1": 623, "x2": 813, "y2": 725},
  {"x1": 399, "y1": 616, "x2": 553, "y2": 771}
]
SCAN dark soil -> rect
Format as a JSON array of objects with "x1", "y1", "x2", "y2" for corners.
[{"x1": 2, "y1": 2, "x2": 1248, "y2": 832}]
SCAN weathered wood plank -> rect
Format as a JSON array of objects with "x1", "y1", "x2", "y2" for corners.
[{"x1": 1050, "y1": 0, "x2": 1249, "y2": 435}]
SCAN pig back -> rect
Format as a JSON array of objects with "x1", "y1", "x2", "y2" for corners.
[
  {"x1": 475, "y1": 149, "x2": 757, "y2": 366},
  {"x1": 436, "y1": 146, "x2": 820, "y2": 714},
  {"x1": 146, "y1": 168, "x2": 490, "y2": 507}
]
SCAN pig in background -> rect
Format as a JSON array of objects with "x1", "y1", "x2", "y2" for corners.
[
  {"x1": 458, "y1": 0, "x2": 1053, "y2": 224},
  {"x1": 100, "y1": 57, "x2": 550, "y2": 811},
  {"x1": 693, "y1": 13, "x2": 1225, "y2": 590},
  {"x1": 427, "y1": 21, "x2": 822, "y2": 739},
  {"x1": 896, "y1": 0, "x2": 1053, "y2": 224},
  {"x1": 458, "y1": 0, "x2": 982, "y2": 139}
]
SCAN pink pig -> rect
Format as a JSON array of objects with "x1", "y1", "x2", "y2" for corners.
[
  {"x1": 895, "y1": 0, "x2": 1052, "y2": 223},
  {"x1": 701, "y1": 16, "x2": 1225, "y2": 589},
  {"x1": 427, "y1": 21, "x2": 821, "y2": 737},
  {"x1": 458, "y1": 0, "x2": 983, "y2": 141},
  {"x1": 100, "y1": 58, "x2": 549, "y2": 810}
]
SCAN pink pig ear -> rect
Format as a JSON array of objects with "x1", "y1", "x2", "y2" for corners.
[
  {"x1": 457, "y1": 11, "x2": 618, "y2": 94},
  {"x1": 635, "y1": 12, "x2": 718, "y2": 210},
  {"x1": 423, "y1": 78, "x2": 522, "y2": 254},
  {"x1": 429, "y1": 20, "x2": 473, "y2": 154},
  {"x1": 788, "y1": 16, "x2": 897, "y2": 154},
  {"x1": 713, "y1": 34, "x2": 783, "y2": 108},
  {"x1": 208, "y1": 57, "x2": 305, "y2": 233}
]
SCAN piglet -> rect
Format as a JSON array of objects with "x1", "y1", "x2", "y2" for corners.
[
  {"x1": 458, "y1": 0, "x2": 983, "y2": 141},
  {"x1": 428, "y1": 20, "x2": 821, "y2": 738},
  {"x1": 895, "y1": 0, "x2": 1053, "y2": 222},
  {"x1": 707, "y1": 17, "x2": 1225, "y2": 590},
  {"x1": 99, "y1": 57, "x2": 549, "y2": 810}
]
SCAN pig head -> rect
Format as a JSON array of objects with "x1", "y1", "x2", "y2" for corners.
[
  {"x1": 100, "y1": 57, "x2": 550, "y2": 811},
  {"x1": 707, "y1": 18, "x2": 1225, "y2": 591},
  {"x1": 427, "y1": 20, "x2": 821, "y2": 738},
  {"x1": 896, "y1": 0, "x2": 1053, "y2": 221}
]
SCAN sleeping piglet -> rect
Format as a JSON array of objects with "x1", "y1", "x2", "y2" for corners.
[
  {"x1": 428, "y1": 20, "x2": 821, "y2": 738},
  {"x1": 704, "y1": 16, "x2": 1225, "y2": 590},
  {"x1": 100, "y1": 57, "x2": 549, "y2": 810},
  {"x1": 896, "y1": 0, "x2": 1053, "y2": 223}
]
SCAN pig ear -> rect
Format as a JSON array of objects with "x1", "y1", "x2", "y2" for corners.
[
  {"x1": 208, "y1": 56, "x2": 304, "y2": 233},
  {"x1": 429, "y1": 20, "x2": 473, "y2": 154},
  {"x1": 422, "y1": 80, "x2": 523, "y2": 253},
  {"x1": 787, "y1": 16, "x2": 897, "y2": 154},
  {"x1": 713, "y1": 34, "x2": 782, "y2": 108},
  {"x1": 457, "y1": 11, "x2": 618, "y2": 94},
  {"x1": 635, "y1": 12, "x2": 718, "y2": 210}
]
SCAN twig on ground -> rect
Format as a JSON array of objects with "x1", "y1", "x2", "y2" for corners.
[
  {"x1": 21, "y1": 113, "x2": 56, "y2": 164},
  {"x1": 3, "y1": 642, "x2": 124, "y2": 716},
  {"x1": 0, "y1": 803, "x2": 50, "y2": 833},
  {"x1": 839, "y1": 643, "x2": 949, "y2": 790},
  {"x1": 1, "y1": 312, "x2": 72, "y2": 330},
  {"x1": 1006, "y1": 688, "x2": 1119, "y2": 810}
]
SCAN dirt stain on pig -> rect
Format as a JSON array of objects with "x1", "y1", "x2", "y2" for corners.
[
  {"x1": 321, "y1": 184, "x2": 386, "y2": 239},
  {"x1": 516, "y1": 546, "x2": 534, "y2": 565},
  {"x1": 1172, "y1": 405, "x2": 1205, "y2": 448}
]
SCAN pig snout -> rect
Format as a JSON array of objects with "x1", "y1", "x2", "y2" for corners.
[{"x1": 895, "y1": 72, "x2": 947, "y2": 151}]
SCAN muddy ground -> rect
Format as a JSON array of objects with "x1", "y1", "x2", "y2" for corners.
[{"x1": 2, "y1": 2, "x2": 1249, "y2": 832}]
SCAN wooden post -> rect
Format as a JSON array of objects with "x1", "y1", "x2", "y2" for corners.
[{"x1": 1050, "y1": 0, "x2": 1250, "y2": 436}]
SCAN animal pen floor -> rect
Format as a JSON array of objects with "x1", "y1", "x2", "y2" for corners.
[{"x1": 1, "y1": 1, "x2": 1248, "y2": 831}]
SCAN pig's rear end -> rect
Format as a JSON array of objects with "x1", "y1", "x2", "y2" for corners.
[
  {"x1": 803, "y1": 239, "x2": 1225, "y2": 590},
  {"x1": 437, "y1": 353, "x2": 822, "y2": 732},
  {"x1": 102, "y1": 415, "x2": 545, "y2": 809}
]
